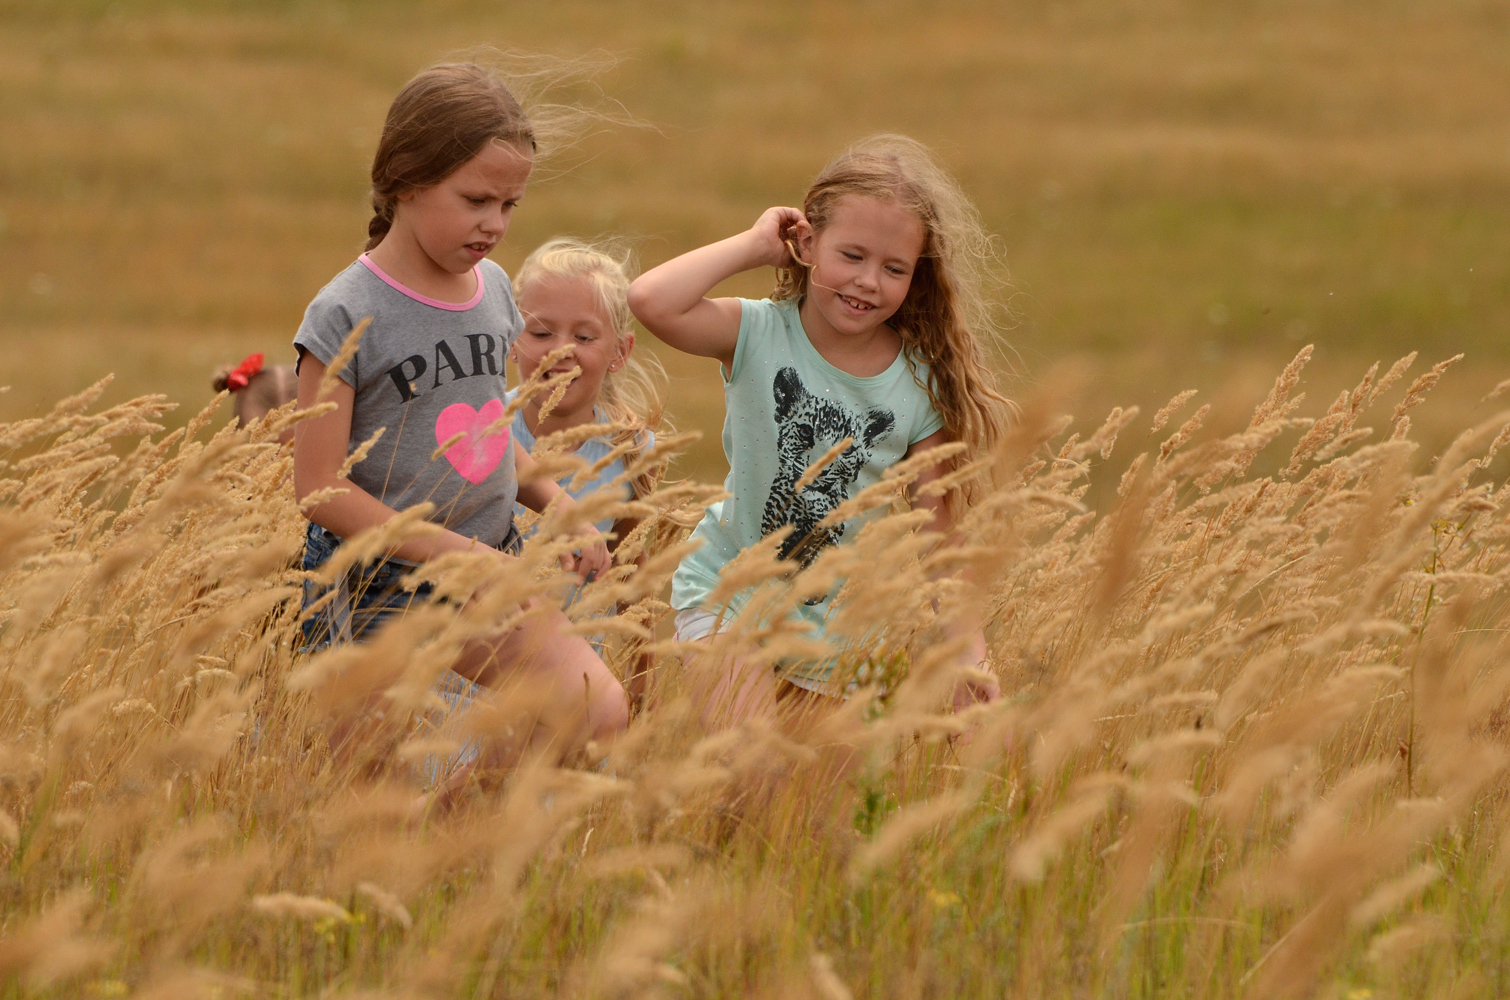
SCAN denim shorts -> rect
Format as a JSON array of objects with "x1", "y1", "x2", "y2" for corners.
[{"x1": 299, "y1": 522, "x2": 521, "y2": 650}]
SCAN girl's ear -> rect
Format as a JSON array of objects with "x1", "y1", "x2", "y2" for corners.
[
  {"x1": 611, "y1": 330, "x2": 635, "y2": 373},
  {"x1": 793, "y1": 217, "x2": 816, "y2": 262}
]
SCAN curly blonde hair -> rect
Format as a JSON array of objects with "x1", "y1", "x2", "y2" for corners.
[
  {"x1": 515, "y1": 237, "x2": 670, "y2": 499},
  {"x1": 773, "y1": 135, "x2": 1014, "y2": 511}
]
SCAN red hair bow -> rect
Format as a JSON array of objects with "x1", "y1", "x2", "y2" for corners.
[{"x1": 226, "y1": 353, "x2": 264, "y2": 392}]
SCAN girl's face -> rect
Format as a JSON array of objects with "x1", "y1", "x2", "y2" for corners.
[
  {"x1": 514, "y1": 273, "x2": 632, "y2": 423},
  {"x1": 797, "y1": 193, "x2": 926, "y2": 339},
  {"x1": 396, "y1": 140, "x2": 533, "y2": 274}
]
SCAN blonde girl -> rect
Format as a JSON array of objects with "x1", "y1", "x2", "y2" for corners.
[
  {"x1": 292, "y1": 63, "x2": 629, "y2": 760},
  {"x1": 628, "y1": 134, "x2": 1011, "y2": 724},
  {"x1": 509, "y1": 237, "x2": 667, "y2": 538},
  {"x1": 507, "y1": 237, "x2": 668, "y2": 704}
]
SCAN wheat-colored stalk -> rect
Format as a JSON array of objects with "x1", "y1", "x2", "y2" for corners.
[{"x1": 0, "y1": 352, "x2": 1507, "y2": 998}]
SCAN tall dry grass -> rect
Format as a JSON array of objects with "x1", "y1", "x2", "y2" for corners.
[{"x1": 3, "y1": 347, "x2": 1510, "y2": 997}]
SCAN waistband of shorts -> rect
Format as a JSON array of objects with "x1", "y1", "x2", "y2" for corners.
[{"x1": 305, "y1": 520, "x2": 522, "y2": 561}]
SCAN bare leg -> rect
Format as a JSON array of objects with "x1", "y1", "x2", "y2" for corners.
[
  {"x1": 429, "y1": 601, "x2": 628, "y2": 806},
  {"x1": 461, "y1": 605, "x2": 626, "y2": 736},
  {"x1": 773, "y1": 681, "x2": 837, "y2": 739},
  {"x1": 698, "y1": 650, "x2": 782, "y2": 730}
]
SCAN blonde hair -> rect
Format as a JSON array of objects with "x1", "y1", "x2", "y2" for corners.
[
  {"x1": 515, "y1": 237, "x2": 670, "y2": 499},
  {"x1": 773, "y1": 135, "x2": 1015, "y2": 511}
]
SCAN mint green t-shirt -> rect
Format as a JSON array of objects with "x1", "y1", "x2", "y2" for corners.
[{"x1": 670, "y1": 297, "x2": 945, "y2": 690}]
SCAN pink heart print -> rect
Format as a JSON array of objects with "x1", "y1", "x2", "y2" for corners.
[{"x1": 434, "y1": 399, "x2": 511, "y2": 485}]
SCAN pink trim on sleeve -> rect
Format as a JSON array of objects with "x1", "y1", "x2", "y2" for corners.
[{"x1": 358, "y1": 253, "x2": 486, "y2": 311}]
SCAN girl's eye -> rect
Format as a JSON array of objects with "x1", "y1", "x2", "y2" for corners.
[
  {"x1": 841, "y1": 251, "x2": 862, "y2": 262},
  {"x1": 467, "y1": 197, "x2": 488, "y2": 206},
  {"x1": 887, "y1": 265, "x2": 907, "y2": 276}
]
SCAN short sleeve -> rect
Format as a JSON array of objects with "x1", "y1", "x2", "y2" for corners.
[
  {"x1": 911, "y1": 406, "x2": 945, "y2": 444},
  {"x1": 489, "y1": 262, "x2": 526, "y2": 352},
  {"x1": 727, "y1": 298, "x2": 769, "y2": 384},
  {"x1": 909, "y1": 365, "x2": 945, "y2": 443},
  {"x1": 293, "y1": 296, "x2": 360, "y2": 388}
]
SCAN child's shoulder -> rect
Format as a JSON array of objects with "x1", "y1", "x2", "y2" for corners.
[
  {"x1": 477, "y1": 257, "x2": 513, "y2": 291},
  {"x1": 723, "y1": 297, "x2": 799, "y2": 382},
  {"x1": 304, "y1": 258, "x2": 385, "y2": 313},
  {"x1": 738, "y1": 295, "x2": 795, "y2": 319},
  {"x1": 503, "y1": 386, "x2": 532, "y2": 442},
  {"x1": 305, "y1": 257, "x2": 517, "y2": 317},
  {"x1": 734, "y1": 296, "x2": 802, "y2": 340},
  {"x1": 479, "y1": 258, "x2": 522, "y2": 316}
]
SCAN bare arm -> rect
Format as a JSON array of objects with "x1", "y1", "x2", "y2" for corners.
[
  {"x1": 293, "y1": 350, "x2": 500, "y2": 562},
  {"x1": 627, "y1": 206, "x2": 805, "y2": 371},
  {"x1": 606, "y1": 514, "x2": 640, "y2": 556},
  {"x1": 512, "y1": 439, "x2": 611, "y2": 583},
  {"x1": 512, "y1": 438, "x2": 563, "y2": 515},
  {"x1": 904, "y1": 428, "x2": 953, "y2": 536}
]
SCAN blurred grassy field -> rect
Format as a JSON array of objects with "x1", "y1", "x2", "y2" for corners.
[{"x1": 3, "y1": 0, "x2": 1510, "y2": 480}]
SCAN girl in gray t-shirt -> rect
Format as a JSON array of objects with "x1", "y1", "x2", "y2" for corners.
[{"x1": 291, "y1": 63, "x2": 629, "y2": 782}]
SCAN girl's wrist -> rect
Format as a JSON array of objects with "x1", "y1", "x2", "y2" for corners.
[{"x1": 720, "y1": 229, "x2": 765, "y2": 272}]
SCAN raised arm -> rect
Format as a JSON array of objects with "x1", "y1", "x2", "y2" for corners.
[{"x1": 627, "y1": 206, "x2": 805, "y2": 371}]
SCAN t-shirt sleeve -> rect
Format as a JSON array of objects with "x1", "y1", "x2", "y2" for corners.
[
  {"x1": 490, "y1": 262, "x2": 526, "y2": 352},
  {"x1": 910, "y1": 375, "x2": 946, "y2": 444},
  {"x1": 727, "y1": 298, "x2": 769, "y2": 384},
  {"x1": 913, "y1": 407, "x2": 945, "y2": 443},
  {"x1": 292, "y1": 294, "x2": 360, "y2": 388}
]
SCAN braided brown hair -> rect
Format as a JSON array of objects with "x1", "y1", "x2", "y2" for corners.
[{"x1": 366, "y1": 63, "x2": 534, "y2": 252}]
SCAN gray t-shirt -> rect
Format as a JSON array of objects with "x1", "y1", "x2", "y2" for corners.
[{"x1": 293, "y1": 254, "x2": 523, "y2": 547}]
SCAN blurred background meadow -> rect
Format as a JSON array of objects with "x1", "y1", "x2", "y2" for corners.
[{"x1": 5, "y1": 0, "x2": 1509, "y2": 481}]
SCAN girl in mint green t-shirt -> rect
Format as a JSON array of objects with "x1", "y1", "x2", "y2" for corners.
[{"x1": 628, "y1": 134, "x2": 1015, "y2": 723}]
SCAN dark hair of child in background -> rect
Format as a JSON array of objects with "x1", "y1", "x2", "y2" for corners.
[{"x1": 212, "y1": 353, "x2": 297, "y2": 438}]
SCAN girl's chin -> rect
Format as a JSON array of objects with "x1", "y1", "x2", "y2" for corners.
[
  {"x1": 530, "y1": 389, "x2": 598, "y2": 422},
  {"x1": 824, "y1": 307, "x2": 888, "y2": 334}
]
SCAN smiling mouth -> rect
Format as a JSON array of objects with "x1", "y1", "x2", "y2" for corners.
[{"x1": 837, "y1": 292, "x2": 876, "y2": 312}]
